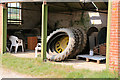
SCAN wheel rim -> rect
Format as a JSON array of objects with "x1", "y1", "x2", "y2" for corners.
[{"x1": 55, "y1": 36, "x2": 69, "y2": 53}]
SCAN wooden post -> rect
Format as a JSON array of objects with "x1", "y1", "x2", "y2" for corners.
[
  {"x1": 106, "y1": 0, "x2": 112, "y2": 69},
  {"x1": 41, "y1": 1, "x2": 48, "y2": 62},
  {"x1": 86, "y1": 58, "x2": 89, "y2": 62},
  {"x1": 97, "y1": 60, "x2": 100, "y2": 64},
  {"x1": 3, "y1": 4, "x2": 7, "y2": 53}
]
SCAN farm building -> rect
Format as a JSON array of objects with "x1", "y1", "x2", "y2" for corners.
[{"x1": 0, "y1": 0, "x2": 119, "y2": 75}]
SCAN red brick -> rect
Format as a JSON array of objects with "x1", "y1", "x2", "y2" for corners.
[{"x1": 109, "y1": 0, "x2": 120, "y2": 75}]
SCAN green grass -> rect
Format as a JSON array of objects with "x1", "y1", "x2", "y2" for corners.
[{"x1": 2, "y1": 53, "x2": 118, "y2": 78}]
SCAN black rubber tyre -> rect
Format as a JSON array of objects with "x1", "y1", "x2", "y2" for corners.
[
  {"x1": 68, "y1": 27, "x2": 87, "y2": 58},
  {"x1": 47, "y1": 27, "x2": 87, "y2": 61},
  {"x1": 47, "y1": 28, "x2": 76, "y2": 61},
  {"x1": 76, "y1": 27, "x2": 87, "y2": 52}
]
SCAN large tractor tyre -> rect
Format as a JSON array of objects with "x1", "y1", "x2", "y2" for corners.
[
  {"x1": 70, "y1": 27, "x2": 87, "y2": 51},
  {"x1": 68, "y1": 27, "x2": 87, "y2": 58},
  {"x1": 67, "y1": 28, "x2": 82, "y2": 58},
  {"x1": 47, "y1": 28, "x2": 77, "y2": 61},
  {"x1": 69, "y1": 28, "x2": 79, "y2": 54},
  {"x1": 77, "y1": 27, "x2": 87, "y2": 52}
]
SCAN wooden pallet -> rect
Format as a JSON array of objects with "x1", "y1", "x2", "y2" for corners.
[{"x1": 76, "y1": 55, "x2": 106, "y2": 64}]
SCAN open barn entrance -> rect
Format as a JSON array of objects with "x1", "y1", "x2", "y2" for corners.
[{"x1": 6, "y1": 2, "x2": 108, "y2": 66}]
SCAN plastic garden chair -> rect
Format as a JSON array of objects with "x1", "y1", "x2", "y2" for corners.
[
  {"x1": 9, "y1": 36, "x2": 24, "y2": 53},
  {"x1": 35, "y1": 43, "x2": 41, "y2": 57}
]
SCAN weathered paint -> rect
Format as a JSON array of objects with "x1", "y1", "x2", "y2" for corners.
[
  {"x1": 3, "y1": 8, "x2": 7, "y2": 53},
  {"x1": 106, "y1": 0, "x2": 112, "y2": 69},
  {"x1": 0, "y1": 4, "x2": 3, "y2": 54},
  {"x1": 41, "y1": 2, "x2": 48, "y2": 61}
]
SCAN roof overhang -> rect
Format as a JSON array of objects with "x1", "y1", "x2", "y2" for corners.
[
  {"x1": 0, "y1": 0, "x2": 108, "y2": 3},
  {"x1": 0, "y1": 0, "x2": 43, "y2": 3}
]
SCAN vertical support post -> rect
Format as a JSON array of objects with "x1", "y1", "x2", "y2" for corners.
[
  {"x1": 106, "y1": 0, "x2": 112, "y2": 69},
  {"x1": 0, "y1": 4, "x2": 3, "y2": 54},
  {"x1": 41, "y1": 2, "x2": 48, "y2": 61},
  {"x1": 3, "y1": 4, "x2": 7, "y2": 53}
]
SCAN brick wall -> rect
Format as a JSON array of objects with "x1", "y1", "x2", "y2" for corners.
[
  {"x1": 49, "y1": 12, "x2": 107, "y2": 32},
  {"x1": 109, "y1": 0, "x2": 120, "y2": 75},
  {"x1": 0, "y1": 4, "x2": 3, "y2": 54},
  {"x1": 118, "y1": 1, "x2": 120, "y2": 75}
]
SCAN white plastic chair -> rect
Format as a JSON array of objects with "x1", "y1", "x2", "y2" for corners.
[
  {"x1": 35, "y1": 43, "x2": 41, "y2": 58},
  {"x1": 9, "y1": 36, "x2": 24, "y2": 53}
]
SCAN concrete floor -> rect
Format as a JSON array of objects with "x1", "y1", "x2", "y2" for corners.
[
  {"x1": 10, "y1": 51, "x2": 106, "y2": 71},
  {"x1": 51, "y1": 59, "x2": 106, "y2": 71},
  {"x1": 11, "y1": 50, "x2": 40, "y2": 58}
]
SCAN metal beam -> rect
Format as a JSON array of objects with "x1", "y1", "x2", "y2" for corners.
[
  {"x1": 1, "y1": 0, "x2": 109, "y2": 3},
  {"x1": 64, "y1": 3, "x2": 73, "y2": 12},
  {"x1": 41, "y1": 2, "x2": 48, "y2": 62},
  {"x1": 8, "y1": 4, "x2": 107, "y2": 13},
  {"x1": 0, "y1": 0, "x2": 43, "y2": 3},
  {"x1": 106, "y1": 0, "x2": 112, "y2": 69},
  {"x1": 7, "y1": 7, "x2": 41, "y2": 11},
  {"x1": 79, "y1": 2, "x2": 84, "y2": 9},
  {"x1": 48, "y1": 4, "x2": 107, "y2": 14}
]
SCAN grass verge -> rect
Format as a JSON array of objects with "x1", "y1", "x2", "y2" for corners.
[{"x1": 2, "y1": 53, "x2": 118, "y2": 78}]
